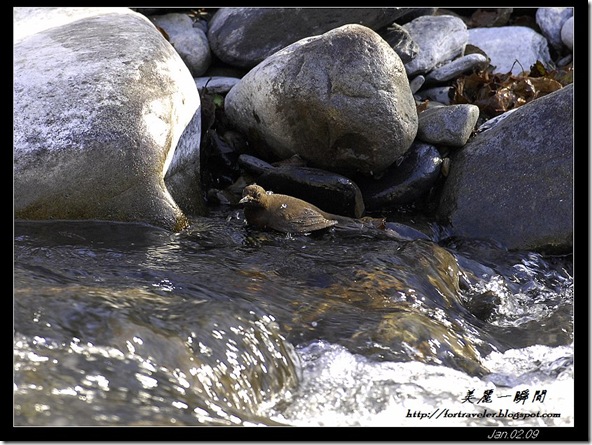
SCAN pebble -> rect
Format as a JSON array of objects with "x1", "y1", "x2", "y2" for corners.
[
  {"x1": 357, "y1": 142, "x2": 442, "y2": 210},
  {"x1": 415, "y1": 87, "x2": 453, "y2": 105},
  {"x1": 255, "y1": 165, "x2": 366, "y2": 218},
  {"x1": 416, "y1": 104, "x2": 480, "y2": 147}
]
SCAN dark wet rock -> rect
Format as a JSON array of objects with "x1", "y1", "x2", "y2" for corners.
[
  {"x1": 207, "y1": 7, "x2": 415, "y2": 69},
  {"x1": 402, "y1": 15, "x2": 468, "y2": 77},
  {"x1": 378, "y1": 22, "x2": 419, "y2": 64},
  {"x1": 357, "y1": 142, "x2": 442, "y2": 211},
  {"x1": 225, "y1": 24, "x2": 418, "y2": 177},
  {"x1": 468, "y1": 26, "x2": 554, "y2": 74},
  {"x1": 13, "y1": 7, "x2": 203, "y2": 231},
  {"x1": 201, "y1": 131, "x2": 242, "y2": 191},
  {"x1": 464, "y1": 290, "x2": 501, "y2": 323},
  {"x1": 416, "y1": 104, "x2": 480, "y2": 147},
  {"x1": 383, "y1": 222, "x2": 431, "y2": 241},
  {"x1": 470, "y1": 8, "x2": 514, "y2": 27},
  {"x1": 256, "y1": 166, "x2": 365, "y2": 218},
  {"x1": 535, "y1": 7, "x2": 573, "y2": 52},
  {"x1": 437, "y1": 85, "x2": 573, "y2": 253},
  {"x1": 149, "y1": 12, "x2": 211, "y2": 76},
  {"x1": 238, "y1": 154, "x2": 275, "y2": 176}
]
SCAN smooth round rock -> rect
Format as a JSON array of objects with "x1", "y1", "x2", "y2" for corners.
[
  {"x1": 416, "y1": 104, "x2": 480, "y2": 147},
  {"x1": 14, "y1": 8, "x2": 203, "y2": 230},
  {"x1": 224, "y1": 24, "x2": 418, "y2": 177},
  {"x1": 402, "y1": 15, "x2": 469, "y2": 77}
]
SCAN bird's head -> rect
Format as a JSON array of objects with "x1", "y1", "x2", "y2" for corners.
[{"x1": 239, "y1": 184, "x2": 267, "y2": 206}]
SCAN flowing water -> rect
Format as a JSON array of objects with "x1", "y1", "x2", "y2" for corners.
[{"x1": 13, "y1": 208, "x2": 574, "y2": 429}]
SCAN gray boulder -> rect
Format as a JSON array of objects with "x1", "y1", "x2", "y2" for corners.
[
  {"x1": 535, "y1": 7, "x2": 573, "y2": 52},
  {"x1": 437, "y1": 85, "x2": 573, "y2": 253},
  {"x1": 224, "y1": 24, "x2": 418, "y2": 177},
  {"x1": 468, "y1": 26, "x2": 554, "y2": 74},
  {"x1": 207, "y1": 7, "x2": 414, "y2": 68},
  {"x1": 402, "y1": 15, "x2": 468, "y2": 77},
  {"x1": 14, "y1": 7, "x2": 204, "y2": 231},
  {"x1": 150, "y1": 13, "x2": 212, "y2": 76}
]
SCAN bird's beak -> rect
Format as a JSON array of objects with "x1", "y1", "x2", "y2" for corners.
[{"x1": 239, "y1": 196, "x2": 250, "y2": 204}]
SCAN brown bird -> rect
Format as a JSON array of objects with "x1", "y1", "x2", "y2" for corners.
[
  {"x1": 239, "y1": 184, "x2": 340, "y2": 233},
  {"x1": 239, "y1": 184, "x2": 431, "y2": 240}
]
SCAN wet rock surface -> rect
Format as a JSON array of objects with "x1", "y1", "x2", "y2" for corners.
[{"x1": 357, "y1": 142, "x2": 442, "y2": 211}]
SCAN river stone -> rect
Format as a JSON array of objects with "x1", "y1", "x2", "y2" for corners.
[
  {"x1": 535, "y1": 7, "x2": 573, "y2": 52},
  {"x1": 437, "y1": 85, "x2": 573, "y2": 253},
  {"x1": 256, "y1": 165, "x2": 365, "y2": 218},
  {"x1": 468, "y1": 26, "x2": 554, "y2": 75},
  {"x1": 224, "y1": 24, "x2": 418, "y2": 177},
  {"x1": 415, "y1": 87, "x2": 454, "y2": 105},
  {"x1": 424, "y1": 53, "x2": 489, "y2": 84},
  {"x1": 207, "y1": 7, "x2": 415, "y2": 69},
  {"x1": 14, "y1": 7, "x2": 203, "y2": 231},
  {"x1": 378, "y1": 23, "x2": 419, "y2": 64},
  {"x1": 238, "y1": 154, "x2": 275, "y2": 176},
  {"x1": 196, "y1": 76, "x2": 241, "y2": 95},
  {"x1": 402, "y1": 15, "x2": 468, "y2": 77},
  {"x1": 416, "y1": 104, "x2": 480, "y2": 147},
  {"x1": 358, "y1": 141, "x2": 442, "y2": 210},
  {"x1": 150, "y1": 13, "x2": 211, "y2": 76},
  {"x1": 561, "y1": 17, "x2": 574, "y2": 51}
]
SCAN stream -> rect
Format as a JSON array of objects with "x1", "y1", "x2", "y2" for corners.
[{"x1": 13, "y1": 208, "x2": 574, "y2": 431}]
